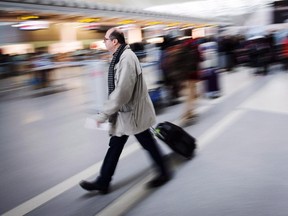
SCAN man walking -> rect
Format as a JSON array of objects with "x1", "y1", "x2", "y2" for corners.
[{"x1": 79, "y1": 28, "x2": 171, "y2": 194}]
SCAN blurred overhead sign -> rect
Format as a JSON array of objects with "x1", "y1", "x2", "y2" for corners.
[
  {"x1": 12, "y1": 20, "x2": 49, "y2": 30},
  {"x1": 78, "y1": 18, "x2": 101, "y2": 23},
  {"x1": 19, "y1": 15, "x2": 39, "y2": 20}
]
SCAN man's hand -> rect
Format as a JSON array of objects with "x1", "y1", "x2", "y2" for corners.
[{"x1": 95, "y1": 112, "x2": 108, "y2": 123}]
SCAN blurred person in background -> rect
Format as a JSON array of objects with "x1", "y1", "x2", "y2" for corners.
[
  {"x1": 222, "y1": 36, "x2": 236, "y2": 72},
  {"x1": 159, "y1": 36, "x2": 183, "y2": 105},
  {"x1": 0, "y1": 49, "x2": 11, "y2": 78},
  {"x1": 266, "y1": 32, "x2": 276, "y2": 64},
  {"x1": 281, "y1": 35, "x2": 288, "y2": 71},
  {"x1": 129, "y1": 42, "x2": 146, "y2": 62},
  {"x1": 247, "y1": 36, "x2": 272, "y2": 75},
  {"x1": 198, "y1": 37, "x2": 221, "y2": 99},
  {"x1": 176, "y1": 38, "x2": 201, "y2": 127},
  {"x1": 31, "y1": 52, "x2": 54, "y2": 89},
  {"x1": 79, "y1": 27, "x2": 171, "y2": 194}
]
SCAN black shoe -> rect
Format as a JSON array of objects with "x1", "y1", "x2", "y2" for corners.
[
  {"x1": 146, "y1": 174, "x2": 172, "y2": 188},
  {"x1": 79, "y1": 180, "x2": 109, "y2": 194}
]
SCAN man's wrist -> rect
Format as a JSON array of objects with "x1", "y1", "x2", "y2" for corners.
[{"x1": 95, "y1": 112, "x2": 108, "y2": 123}]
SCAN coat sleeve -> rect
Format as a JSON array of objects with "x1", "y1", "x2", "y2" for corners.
[{"x1": 101, "y1": 53, "x2": 138, "y2": 118}]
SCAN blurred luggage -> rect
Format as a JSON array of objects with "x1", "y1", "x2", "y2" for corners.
[
  {"x1": 152, "y1": 121, "x2": 197, "y2": 159},
  {"x1": 148, "y1": 87, "x2": 162, "y2": 108},
  {"x1": 201, "y1": 68, "x2": 221, "y2": 98}
]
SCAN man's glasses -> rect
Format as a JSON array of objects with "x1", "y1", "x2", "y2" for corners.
[{"x1": 103, "y1": 37, "x2": 110, "y2": 42}]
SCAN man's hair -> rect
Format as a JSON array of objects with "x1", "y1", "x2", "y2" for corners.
[{"x1": 109, "y1": 28, "x2": 126, "y2": 44}]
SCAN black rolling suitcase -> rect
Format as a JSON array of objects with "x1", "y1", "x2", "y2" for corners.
[{"x1": 152, "y1": 121, "x2": 197, "y2": 159}]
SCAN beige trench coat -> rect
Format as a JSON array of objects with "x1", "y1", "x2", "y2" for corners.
[{"x1": 96, "y1": 46, "x2": 156, "y2": 136}]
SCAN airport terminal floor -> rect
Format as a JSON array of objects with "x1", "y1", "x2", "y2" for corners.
[{"x1": 1, "y1": 64, "x2": 288, "y2": 216}]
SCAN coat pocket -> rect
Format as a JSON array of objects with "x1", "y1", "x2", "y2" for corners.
[{"x1": 117, "y1": 111, "x2": 137, "y2": 133}]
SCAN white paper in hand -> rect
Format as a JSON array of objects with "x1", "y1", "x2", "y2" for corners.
[{"x1": 85, "y1": 117, "x2": 110, "y2": 130}]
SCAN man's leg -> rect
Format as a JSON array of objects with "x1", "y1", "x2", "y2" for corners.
[
  {"x1": 79, "y1": 135, "x2": 128, "y2": 193},
  {"x1": 178, "y1": 80, "x2": 198, "y2": 126},
  {"x1": 185, "y1": 80, "x2": 197, "y2": 115},
  {"x1": 135, "y1": 129, "x2": 171, "y2": 187},
  {"x1": 98, "y1": 135, "x2": 129, "y2": 183}
]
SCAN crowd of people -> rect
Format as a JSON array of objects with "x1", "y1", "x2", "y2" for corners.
[
  {"x1": 150, "y1": 32, "x2": 288, "y2": 126},
  {"x1": 1, "y1": 32, "x2": 288, "y2": 117}
]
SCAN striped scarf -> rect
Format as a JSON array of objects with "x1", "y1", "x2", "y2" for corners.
[{"x1": 108, "y1": 44, "x2": 126, "y2": 95}]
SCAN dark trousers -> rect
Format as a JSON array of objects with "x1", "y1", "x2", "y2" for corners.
[{"x1": 97, "y1": 129, "x2": 168, "y2": 186}]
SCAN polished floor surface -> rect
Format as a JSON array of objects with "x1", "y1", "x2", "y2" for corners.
[{"x1": 1, "y1": 65, "x2": 287, "y2": 216}]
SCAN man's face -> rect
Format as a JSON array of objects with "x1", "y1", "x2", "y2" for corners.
[{"x1": 104, "y1": 29, "x2": 115, "y2": 53}]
